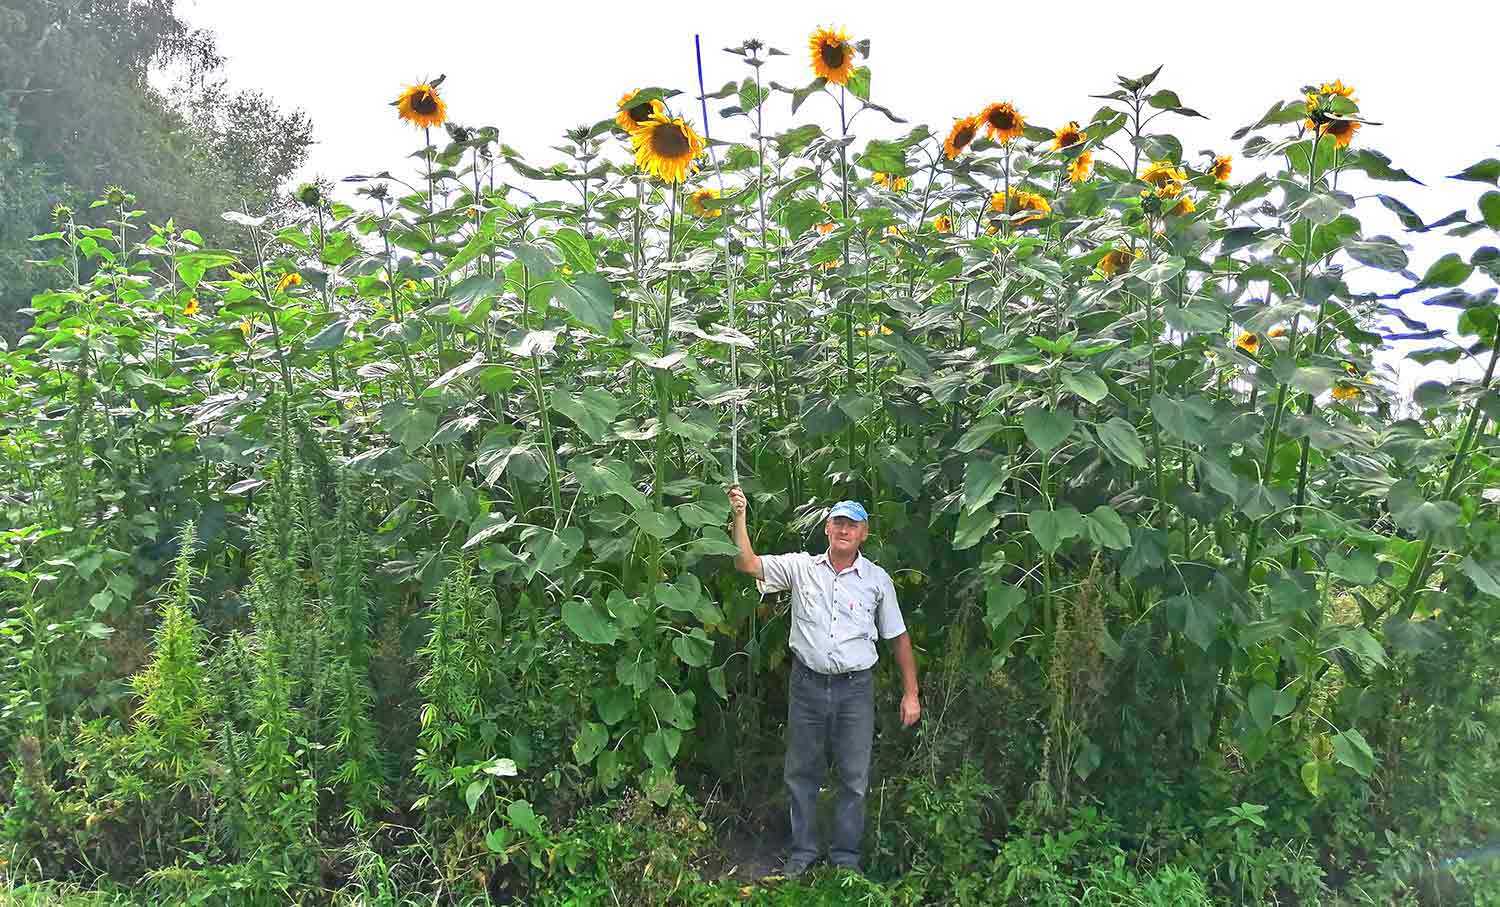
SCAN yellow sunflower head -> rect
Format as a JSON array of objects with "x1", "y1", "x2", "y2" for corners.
[
  {"x1": 944, "y1": 115, "x2": 981, "y2": 160},
  {"x1": 1267, "y1": 326, "x2": 1288, "y2": 338},
  {"x1": 884, "y1": 225, "x2": 905, "y2": 239},
  {"x1": 815, "y1": 220, "x2": 837, "y2": 235},
  {"x1": 809, "y1": 27, "x2": 856, "y2": 85},
  {"x1": 688, "y1": 187, "x2": 722, "y2": 218},
  {"x1": 1236, "y1": 332, "x2": 1261, "y2": 354},
  {"x1": 873, "y1": 172, "x2": 909, "y2": 191},
  {"x1": 980, "y1": 102, "x2": 1026, "y2": 144},
  {"x1": 1053, "y1": 121, "x2": 1086, "y2": 150},
  {"x1": 820, "y1": 257, "x2": 841, "y2": 270},
  {"x1": 1331, "y1": 383, "x2": 1362, "y2": 401},
  {"x1": 1213, "y1": 155, "x2": 1233, "y2": 181},
  {"x1": 1317, "y1": 79, "x2": 1357, "y2": 101},
  {"x1": 1323, "y1": 118, "x2": 1361, "y2": 147},
  {"x1": 617, "y1": 89, "x2": 666, "y2": 134},
  {"x1": 1140, "y1": 160, "x2": 1187, "y2": 188},
  {"x1": 933, "y1": 214, "x2": 953, "y2": 234},
  {"x1": 1170, "y1": 196, "x2": 1196, "y2": 216},
  {"x1": 182, "y1": 298, "x2": 200, "y2": 316},
  {"x1": 631, "y1": 114, "x2": 705, "y2": 184},
  {"x1": 991, "y1": 188, "x2": 1050, "y2": 226},
  {"x1": 393, "y1": 83, "x2": 447, "y2": 129},
  {"x1": 1156, "y1": 180, "x2": 1184, "y2": 200},
  {"x1": 239, "y1": 319, "x2": 252, "y2": 339},
  {"x1": 1097, "y1": 247, "x2": 1139, "y2": 276},
  {"x1": 1068, "y1": 151, "x2": 1094, "y2": 184},
  {"x1": 276, "y1": 272, "x2": 302, "y2": 293}
]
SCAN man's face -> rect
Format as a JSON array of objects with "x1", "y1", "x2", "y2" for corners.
[{"x1": 824, "y1": 516, "x2": 868, "y2": 557}]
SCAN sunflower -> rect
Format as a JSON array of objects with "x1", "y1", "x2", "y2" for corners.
[
  {"x1": 944, "y1": 115, "x2": 980, "y2": 160},
  {"x1": 820, "y1": 258, "x2": 841, "y2": 270},
  {"x1": 1317, "y1": 79, "x2": 1356, "y2": 101},
  {"x1": 933, "y1": 214, "x2": 953, "y2": 234},
  {"x1": 884, "y1": 225, "x2": 905, "y2": 238},
  {"x1": 1140, "y1": 160, "x2": 1187, "y2": 189},
  {"x1": 276, "y1": 272, "x2": 302, "y2": 293},
  {"x1": 873, "y1": 172, "x2": 909, "y2": 191},
  {"x1": 393, "y1": 83, "x2": 447, "y2": 129},
  {"x1": 182, "y1": 298, "x2": 199, "y2": 316},
  {"x1": 1053, "y1": 121, "x2": 1086, "y2": 150},
  {"x1": 1098, "y1": 247, "x2": 1139, "y2": 276},
  {"x1": 239, "y1": 319, "x2": 252, "y2": 340},
  {"x1": 1267, "y1": 326, "x2": 1288, "y2": 338},
  {"x1": 809, "y1": 27, "x2": 856, "y2": 85},
  {"x1": 815, "y1": 221, "x2": 837, "y2": 235},
  {"x1": 857, "y1": 323, "x2": 894, "y2": 338},
  {"x1": 1331, "y1": 383, "x2": 1362, "y2": 401},
  {"x1": 616, "y1": 89, "x2": 666, "y2": 133},
  {"x1": 980, "y1": 102, "x2": 1025, "y2": 144},
  {"x1": 631, "y1": 114, "x2": 705, "y2": 184},
  {"x1": 1170, "y1": 196, "x2": 1196, "y2": 216},
  {"x1": 1212, "y1": 155, "x2": 1233, "y2": 181},
  {"x1": 1236, "y1": 332, "x2": 1261, "y2": 354},
  {"x1": 991, "y1": 188, "x2": 1051, "y2": 226},
  {"x1": 688, "y1": 187, "x2": 722, "y2": 218},
  {"x1": 1068, "y1": 151, "x2": 1094, "y2": 184},
  {"x1": 1323, "y1": 118, "x2": 1361, "y2": 147}
]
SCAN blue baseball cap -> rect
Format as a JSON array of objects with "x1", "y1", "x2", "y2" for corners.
[{"x1": 828, "y1": 500, "x2": 869, "y2": 522}]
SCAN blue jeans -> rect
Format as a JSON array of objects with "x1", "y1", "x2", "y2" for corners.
[{"x1": 785, "y1": 656, "x2": 875, "y2": 868}]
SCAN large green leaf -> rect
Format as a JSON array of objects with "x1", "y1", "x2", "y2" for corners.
[
  {"x1": 1095, "y1": 418, "x2": 1149, "y2": 468},
  {"x1": 562, "y1": 600, "x2": 619, "y2": 645},
  {"x1": 1387, "y1": 481, "x2": 1460, "y2": 533},
  {"x1": 571, "y1": 722, "x2": 608, "y2": 765},
  {"x1": 555, "y1": 273, "x2": 616, "y2": 333},
  {"x1": 1083, "y1": 505, "x2": 1131, "y2": 550},
  {"x1": 552, "y1": 387, "x2": 620, "y2": 441},
  {"x1": 962, "y1": 456, "x2": 1009, "y2": 515},
  {"x1": 1332, "y1": 729, "x2": 1375, "y2": 777},
  {"x1": 953, "y1": 507, "x2": 998, "y2": 551},
  {"x1": 1022, "y1": 407, "x2": 1075, "y2": 454},
  {"x1": 671, "y1": 630, "x2": 714, "y2": 667},
  {"x1": 1248, "y1": 684, "x2": 1276, "y2": 732},
  {"x1": 1028, "y1": 507, "x2": 1083, "y2": 555},
  {"x1": 1061, "y1": 370, "x2": 1108, "y2": 404},
  {"x1": 1418, "y1": 253, "x2": 1474, "y2": 289}
]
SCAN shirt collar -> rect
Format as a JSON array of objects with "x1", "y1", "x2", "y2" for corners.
[{"x1": 816, "y1": 551, "x2": 865, "y2": 576}]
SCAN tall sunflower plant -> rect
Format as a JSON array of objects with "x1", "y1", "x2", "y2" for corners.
[{"x1": 9, "y1": 32, "x2": 1497, "y2": 814}]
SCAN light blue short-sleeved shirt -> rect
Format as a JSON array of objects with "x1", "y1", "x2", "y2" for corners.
[{"x1": 757, "y1": 551, "x2": 907, "y2": 674}]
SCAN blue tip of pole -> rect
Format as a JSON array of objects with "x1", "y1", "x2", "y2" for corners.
[{"x1": 694, "y1": 34, "x2": 712, "y2": 144}]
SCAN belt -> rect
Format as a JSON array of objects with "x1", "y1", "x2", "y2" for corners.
[{"x1": 795, "y1": 654, "x2": 872, "y2": 681}]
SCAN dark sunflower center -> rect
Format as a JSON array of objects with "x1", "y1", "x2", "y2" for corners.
[
  {"x1": 990, "y1": 109, "x2": 1015, "y2": 129},
  {"x1": 955, "y1": 125, "x2": 975, "y2": 147},
  {"x1": 820, "y1": 41, "x2": 847, "y2": 69},
  {"x1": 411, "y1": 91, "x2": 438, "y2": 115},
  {"x1": 629, "y1": 101, "x2": 654, "y2": 123},
  {"x1": 651, "y1": 123, "x2": 690, "y2": 157}
]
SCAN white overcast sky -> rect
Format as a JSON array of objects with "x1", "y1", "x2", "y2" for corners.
[{"x1": 177, "y1": 0, "x2": 1499, "y2": 390}]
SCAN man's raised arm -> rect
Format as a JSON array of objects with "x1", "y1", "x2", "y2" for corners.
[{"x1": 728, "y1": 484, "x2": 762, "y2": 579}]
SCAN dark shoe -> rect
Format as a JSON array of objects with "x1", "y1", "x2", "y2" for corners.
[{"x1": 782, "y1": 856, "x2": 814, "y2": 879}]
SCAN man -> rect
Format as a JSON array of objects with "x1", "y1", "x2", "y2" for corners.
[{"x1": 727, "y1": 485, "x2": 920, "y2": 877}]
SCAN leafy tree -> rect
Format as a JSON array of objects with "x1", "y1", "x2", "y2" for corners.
[{"x1": 0, "y1": 0, "x2": 312, "y2": 337}]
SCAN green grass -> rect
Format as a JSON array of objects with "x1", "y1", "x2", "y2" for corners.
[{"x1": 0, "y1": 880, "x2": 141, "y2": 907}]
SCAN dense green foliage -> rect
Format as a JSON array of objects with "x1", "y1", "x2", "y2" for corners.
[
  {"x1": 0, "y1": 0, "x2": 312, "y2": 337},
  {"x1": 2, "y1": 34, "x2": 1499, "y2": 905}
]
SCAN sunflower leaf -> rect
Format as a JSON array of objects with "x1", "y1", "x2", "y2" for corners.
[
  {"x1": 1451, "y1": 159, "x2": 1500, "y2": 186},
  {"x1": 847, "y1": 67, "x2": 871, "y2": 102},
  {"x1": 858, "y1": 139, "x2": 909, "y2": 175},
  {"x1": 553, "y1": 274, "x2": 614, "y2": 333}
]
